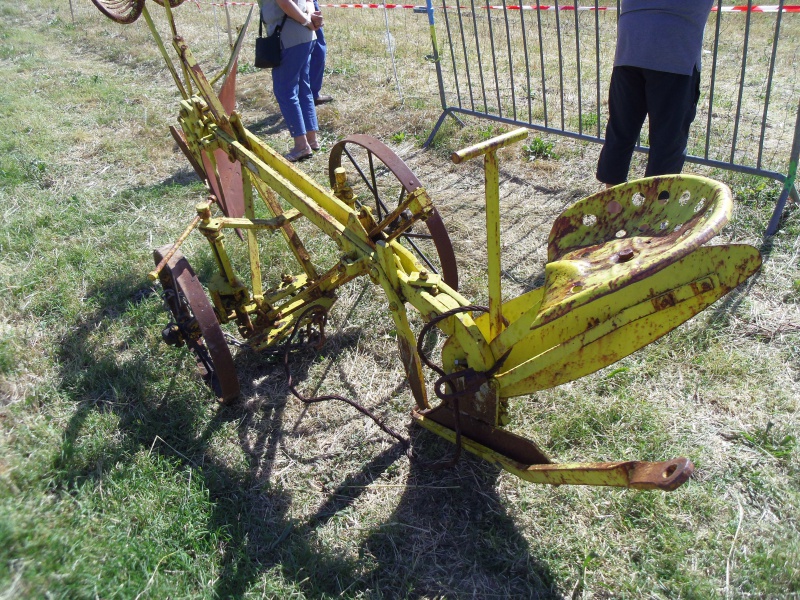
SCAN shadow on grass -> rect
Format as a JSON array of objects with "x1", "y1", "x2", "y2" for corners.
[
  {"x1": 247, "y1": 114, "x2": 288, "y2": 138},
  {"x1": 52, "y1": 267, "x2": 559, "y2": 598}
]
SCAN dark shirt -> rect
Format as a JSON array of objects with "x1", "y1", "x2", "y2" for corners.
[{"x1": 614, "y1": 0, "x2": 714, "y2": 75}]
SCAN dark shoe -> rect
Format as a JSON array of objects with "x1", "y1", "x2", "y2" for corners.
[
  {"x1": 314, "y1": 94, "x2": 333, "y2": 106},
  {"x1": 284, "y1": 147, "x2": 313, "y2": 163},
  {"x1": 309, "y1": 143, "x2": 321, "y2": 152}
]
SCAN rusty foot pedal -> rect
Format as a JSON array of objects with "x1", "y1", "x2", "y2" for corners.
[{"x1": 411, "y1": 406, "x2": 693, "y2": 491}]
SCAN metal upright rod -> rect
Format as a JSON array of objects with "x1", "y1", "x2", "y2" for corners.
[
  {"x1": 141, "y1": 5, "x2": 188, "y2": 99},
  {"x1": 484, "y1": 150, "x2": 503, "y2": 338},
  {"x1": 452, "y1": 128, "x2": 529, "y2": 338},
  {"x1": 766, "y1": 98, "x2": 800, "y2": 236},
  {"x1": 224, "y1": 1, "x2": 234, "y2": 48},
  {"x1": 758, "y1": 0, "x2": 784, "y2": 169},
  {"x1": 426, "y1": 0, "x2": 447, "y2": 113}
]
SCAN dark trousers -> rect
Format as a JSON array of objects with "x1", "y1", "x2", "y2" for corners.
[{"x1": 596, "y1": 66, "x2": 701, "y2": 185}]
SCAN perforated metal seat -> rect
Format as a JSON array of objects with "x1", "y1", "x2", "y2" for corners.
[
  {"x1": 472, "y1": 175, "x2": 759, "y2": 397},
  {"x1": 537, "y1": 175, "x2": 732, "y2": 326}
]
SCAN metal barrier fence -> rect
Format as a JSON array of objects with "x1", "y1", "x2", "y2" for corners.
[
  {"x1": 423, "y1": 1, "x2": 800, "y2": 235},
  {"x1": 66, "y1": 0, "x2": 798, "y2": 234}
]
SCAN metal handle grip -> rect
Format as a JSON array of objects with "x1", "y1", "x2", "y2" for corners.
[{"x1": 451, "y1": 128, "x2": 529, "y2": 164}]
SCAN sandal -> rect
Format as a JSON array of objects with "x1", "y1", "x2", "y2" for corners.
[
  {"x1": 284, "y1": 147, "x2": 313, "y2": 163},
  {"x1": 309, "y1": 143, "x2": 321, "y2": 152}
]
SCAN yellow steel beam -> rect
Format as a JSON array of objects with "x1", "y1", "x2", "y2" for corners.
[
  {"x1": 412, "y1": 411, "x2": 693, "y2": 491},
  {"x1": 140, "y1": 4, "x2": 187, "y2": 99},
  {"x1": 239, "y1": 125, "x2": 357, "y2": 227},
  {"x1": 374, "y1": 241, "x2": 430, "y2": 408},
  {"x1": 451, "y1": 129, "x2": 529, "y2": 340},
  {"x1": 241, "y1": 168, "x2": 263, "y2": 303}
]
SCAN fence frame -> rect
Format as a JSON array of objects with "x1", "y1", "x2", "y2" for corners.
[{"x1": 423, "y1": 0, "x2": 800, "y2": 236}]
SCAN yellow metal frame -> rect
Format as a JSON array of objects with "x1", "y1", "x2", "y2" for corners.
[{"x1": 133, "y1": 4, "x2": 762, "y2": 491}]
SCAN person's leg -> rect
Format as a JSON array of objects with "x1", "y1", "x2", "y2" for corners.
[
  {"x1": 309, "y1": 0, "x2": 331, "y2": 104},
  {"x1": 644, "y1": 67, "x2": 702, "y2": 177},
  {"x1": 309, "y1": 27, "x2": 326, "y2": 100},
  {"x1": 298, "y1": 42, "x2": 319, "y2": 150},
  {"x1": 596, "y1": 66, "x2": 648, "y2": 186},
  {"x1": 272, "y1": 41, "x2": 314, "y2": 158}
]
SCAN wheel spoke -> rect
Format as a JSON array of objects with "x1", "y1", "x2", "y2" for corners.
[
  {"x1": 368, "y1": 152, "x2": 381, "y2": 220},
  {"x1": 343, "y1": 147, "x2": 378, "y2": 200},
  {"x1": 402, "y1": 232, "x2": 434, "y2": 240},
  {"x1": 328, "y1": 135, "x2": 459, "y2": 289},
  {"x1": 401, "y1": 235, "x2": 439, "y2": 273}
]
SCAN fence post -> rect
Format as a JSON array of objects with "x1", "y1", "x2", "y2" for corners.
[
  {"x1": 766, "y1": 98, "x2": 800, "y2": 237},
  {"x1": 422, "y1": 0, "x2": 464, "y2": 147}
]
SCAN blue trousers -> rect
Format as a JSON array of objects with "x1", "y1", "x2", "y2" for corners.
[
  {"x1": 272, "y1": 41, "x2": 318, "y2": 138},
  {"x1": 310, "y1": 0, "x2": 326, "y2": 99},
  {"x1": 596, "y1": 66, "x2": 701, "y2": 185},
  {"x1": 310, "y1": 26, "x2": 326, "y2": 99}
]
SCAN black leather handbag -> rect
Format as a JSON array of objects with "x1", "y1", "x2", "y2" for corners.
[{"x1": 255, "y1": 14, "x2": 288, "y2": 69}]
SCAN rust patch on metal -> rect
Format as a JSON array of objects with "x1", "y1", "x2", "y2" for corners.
[
  {"x1": 416, "y1": 405, "x2": 552, "y2": 465},
  {"x1": 627, "y1": 457, "x2": 694, "y2": 491},
  {"x1": 169, "y1": 126, "x2": 206, "y2": 181},
  {"x1": 153, "y1": 246, "x2": 240, "y2": 403},
  {"x1": 397, "y1": 335, "x2": 428, "y2": 407},
  {"x1": 651, "y1": 290, "x2": 678, "y2": 311},
  {"x1": 433, "y1": 368, "x2": 497, "y2": 423},
  {"x1": 536, "y1": 175, "x2": 735, "y2": 327}
]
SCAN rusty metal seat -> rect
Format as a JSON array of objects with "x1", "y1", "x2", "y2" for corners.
[
  {"x1": 481, "y1": 175, "x2": 761, "y2": 397},
  {"x1": 537, "y1": 175, "x2": 732, "y2": 325}
]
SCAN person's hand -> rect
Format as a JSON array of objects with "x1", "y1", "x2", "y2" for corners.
[{"x1": 309, "y1": 11, "x2": 323, "y2": 30}]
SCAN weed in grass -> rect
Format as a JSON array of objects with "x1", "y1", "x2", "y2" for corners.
[
  {"x1": 580, "y1": 112, "x2": 598, "y2": 132},
  {"x1": 734, "y1": 422, "x2": 796, "y2": 461},
  {"x1": 238, "y1": 61, "x2": 258, "y2": 75},
  {"x1": 0, "y1": 328, "x2": 17, "y2": 377},
  {"x1": 727, "y1": 172, "x2": 784, "y2": 234},
  {"x1": 405, "y1": 97, "x2": 427, "y2": 110},
  {"x1": 425, "y1": 114, "x2": 461, "y2": 153},
  {"x1": 477, "y1": 123, "x2": 504, "y2": 140},
  {"x1": 788, "y1": 278, "x2": 800, "y2": 303},
  {"x1": 523, "y1": 136, "x2": 558, "y2": 161}
]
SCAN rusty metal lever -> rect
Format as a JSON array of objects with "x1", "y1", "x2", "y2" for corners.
[{"x1": 413, "y1": 408, "x2": 694, "y2": 491}]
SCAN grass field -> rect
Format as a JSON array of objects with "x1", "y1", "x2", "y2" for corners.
[{"x1": 1, "y1": 1, "x2": 799, "y2": 598}]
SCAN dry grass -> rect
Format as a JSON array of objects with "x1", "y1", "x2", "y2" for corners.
[{"x1": 0, "y1": 1, "x2": 798, "y2": 598}]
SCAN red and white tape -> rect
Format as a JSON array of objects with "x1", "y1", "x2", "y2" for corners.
[
  {"x1": 473, "y1": 4, "x2": 800, "y2": 11},
  {"x1": 319, "y1": 3, "x2": 418, "y2": 7},
  {"x1": 195, "y1": 1, "x2": 800, "y2": 11}
]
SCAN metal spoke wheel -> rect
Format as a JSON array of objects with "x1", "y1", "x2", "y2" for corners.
[
  {"x1": 89, "y1": 0, "x2": 145, "y2": 23},
  {"x1": 153, "y1": 246, "x2": 240, "y2": 404},
  {"x1": 329, "y1": 135, "x2": 459, "y2": 290}
]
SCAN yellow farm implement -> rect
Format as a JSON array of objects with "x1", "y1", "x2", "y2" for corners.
[{"x1": 92, "y1": 0, "x2": 762, "y2": 491}]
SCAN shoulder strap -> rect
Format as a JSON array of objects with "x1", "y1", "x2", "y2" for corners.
[
  {"x1": 275, "y1": 14, "x2": 288, "y2": 33},
  {"x1": 259, "y1": 13, "x2": 288, "y2": 37}
]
